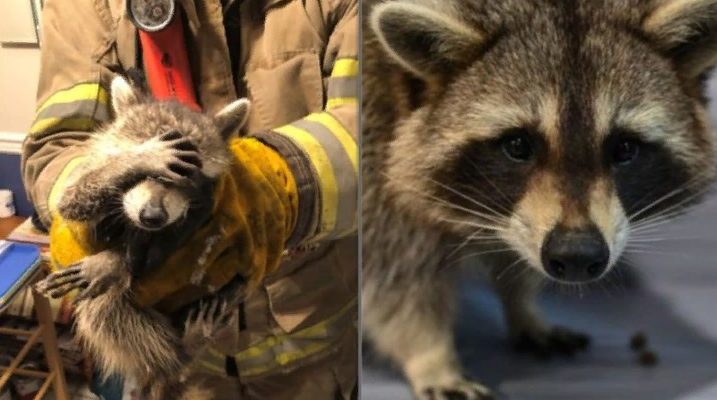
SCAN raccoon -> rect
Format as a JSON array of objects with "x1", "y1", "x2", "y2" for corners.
[
  {"x1": 363, "y1": 0, "x2": 717, "y2": 398},
  {"x1": 36, "y1": 75, "x2": 250, "y2": 400}
]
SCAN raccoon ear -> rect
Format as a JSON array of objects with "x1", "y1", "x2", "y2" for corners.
[
  {"x1": 370, "y1": 1, "x2": 485, "y2": 79},
  {"x1": 214, "y1": 98, "x2": 251, "y2": 140},
  {"x1": 643, "y1": 0, "x2": 717, "y2": 79},
  {"x1": 110, "y1": 75, "x2": 143, "y2": 114}
]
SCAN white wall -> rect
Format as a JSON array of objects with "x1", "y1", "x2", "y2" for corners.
[{"x1": 0, "y1": 43, "x2": 40, "y2": 154}]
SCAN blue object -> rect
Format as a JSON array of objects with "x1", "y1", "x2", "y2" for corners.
[
  {"x1": 91, "y1": 372, "x2": 124, "y2": 400},
  {"x1": 0, "y1": 241, "x2": 41, "y2": 310}
]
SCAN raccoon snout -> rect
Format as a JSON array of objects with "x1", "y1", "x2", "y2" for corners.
[
  {"x1": 540, "y1": 226, "x2": 609, "y2": 283},
  {"x1": 123, "y1": 180, "x2": 188, "y2": 230},
  {"x1": 139, "y1": 203, "x2": 168, "y2": 230}
]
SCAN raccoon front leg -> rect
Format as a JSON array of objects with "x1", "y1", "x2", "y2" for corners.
[
  {"x1": 36, "y1": 250, "x2": 129, "y2": 301},
  {"x1": 57, "y1": 130, "x2": 202, "y2": 222},
  {"x1": 364, "y1": 272, "x2": 492, "y2": 400},
  {"x1": 491, "y1": 261, "x2": 590, "y2": 358}
]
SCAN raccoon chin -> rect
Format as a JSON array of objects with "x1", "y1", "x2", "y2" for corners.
[{"x1": 123, "y1": 180, "x2": 189, "y2": 231}]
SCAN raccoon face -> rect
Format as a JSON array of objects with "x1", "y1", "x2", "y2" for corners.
[
  {"x1": 106, "y1": 76, "x2": 251, "y2": 231},
  {"x1": 122, "y1": 179, "x2": 188, "y2": 230},
  {"x1": 109, "y1": 75, "x2": 251, "y2": 180},
  {"x1": 373, "y1": 0, "x2": 717, "y2": 283}
]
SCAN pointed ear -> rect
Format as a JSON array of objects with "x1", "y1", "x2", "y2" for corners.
[
  {"x1": 110, "y1": 75, "x2": 143, "y2": 114},
  {"x1": 643, "y1": 0, "x2": 717, "y2": 79},
  {"x1": 370, "y1": 1, "x2": 485, "y2": 79},
  {"x1": 214, "y1": 98, "x2": 250, "y2": 140}
]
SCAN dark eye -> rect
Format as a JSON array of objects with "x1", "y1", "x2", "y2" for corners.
[
  {"x1": 501, "y1": 130, "x2": 534, "y2": 162},
  {"x1": 613, "y1": 138, "x2": 640, "y2": 165}
]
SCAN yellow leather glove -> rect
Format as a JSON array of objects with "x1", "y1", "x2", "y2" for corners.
[{"x1": 49, "y1": 138, "x2": 298, "y2": 313}]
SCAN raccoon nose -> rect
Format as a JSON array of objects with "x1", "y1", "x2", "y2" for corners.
[
  {"x1": 139, "y1": 204, "x2": 168, "y2": 229},
  {"x1": 541, "y1": 226, "x2": 609, "y2": 283}
]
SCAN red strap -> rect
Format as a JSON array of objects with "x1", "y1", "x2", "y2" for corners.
[{"x1": 139, "y1": 12, "x2": 200, "y2": 111}]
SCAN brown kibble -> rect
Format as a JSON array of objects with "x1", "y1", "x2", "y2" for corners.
[
  {"x1": 638, "y1": 350, "x2": 659, "y2": 367},
  {"x1": 630, "y1": 332, "x2": 648, "y2": 351}
]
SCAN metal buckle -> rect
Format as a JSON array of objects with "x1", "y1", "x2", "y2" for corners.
[{"x1": 127, "y1": 0, "x2": 176, "y2": 32}]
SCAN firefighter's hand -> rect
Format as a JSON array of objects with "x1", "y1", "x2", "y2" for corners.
[{"x1": 131, "y1": 138, "x2": 298, "y2": 311}]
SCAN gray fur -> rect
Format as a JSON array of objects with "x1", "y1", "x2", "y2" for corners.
[
  {"x1": 38, "y1": 76, "x2": 250, "y2": 400},
  {"x1": 363, "y1": 1, "x2": 717, "y2": 398}
]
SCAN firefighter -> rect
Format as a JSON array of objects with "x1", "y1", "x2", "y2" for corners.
[{"x1": 21, "y1": 0, "x2": 357, "y2": 398}]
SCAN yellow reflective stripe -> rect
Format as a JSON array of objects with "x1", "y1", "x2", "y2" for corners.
[
  {"x1": 197, "y1": 360, "x2": 226, "y2": 375},
  {"x1": 234, "y1": 336, "x2": 280, "y2": 361},
  {"x1": 36, "y1": 83, "x2": 108, "y2": 114},
  {"x1": 304, "y1": 113, "x2": 358, "y2": 173},
  {"x1": 326, "y1": 97, "x2": 357, "y2": 110},
  {"x1": 239, "y1": 341, "x2": 334, "y2": 377},
  {"x1": 331, "y1": 58, "x2": 359, "y2": 78},
  {"x1": 234, "y1": 297, "x2": 356, "y2": 362},
  {"x1": 47, "y1": 157, "x2": 87, "y2": 216},
  {"x1": 274, "y1": 124, "x2": 338, "y2": 239},
  {"x1": 30, "y1": 117, "x2": 98, "y2": 136}
]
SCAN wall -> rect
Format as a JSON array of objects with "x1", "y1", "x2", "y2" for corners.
[
  {"x1": 0, "y1": 43, "x2": 41, "y2": 217},
  {"x1": 0, "y1": 44, "x2": 41, "y2": 133}
]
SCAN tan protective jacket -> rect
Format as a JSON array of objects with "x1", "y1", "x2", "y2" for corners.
[{"x1": 21, "y1": 0, "x2": 357, "y2": 397}]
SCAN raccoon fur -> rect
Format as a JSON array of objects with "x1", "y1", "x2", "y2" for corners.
[
  {"x1": 36, "y1": 75, "x2": 250, "y2": 400},
  {"x1": 363, "y1": 1, "x2": 717, "y2": 399}
]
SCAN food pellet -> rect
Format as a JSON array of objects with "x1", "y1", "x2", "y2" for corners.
[
  {"x1": 638, "y1": 350, "x2": 659, "y2": 367},
  {"x1": 630, "y1": 332, "x2": 648, "y2": 351}
]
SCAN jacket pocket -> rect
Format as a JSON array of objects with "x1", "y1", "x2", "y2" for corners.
[
  {"x1": 264, "y1": 236, "x2": 357, "y2": 334},
  {"x1": 244, "y1": 52, "x2": 325, "y2": 131}
]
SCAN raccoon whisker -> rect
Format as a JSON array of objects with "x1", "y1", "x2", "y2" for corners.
[
  {"x1": 385, "y1": 172, "x2": 510, "y2": 225},
  {"x1": 436, "y1": 217, "x2": 508, "y2": 232},
  {"x1": 453, "y1": 180, "x2": 515, "y2": 219},
  {"x1": 626, "y1": 169, "x2": 713, "y2": 221},
  {"x1": 495, "y1": 257, "x2": 526, "y2": 282},
  {"x1": 447, "y1": 228, "x2": 502, "y2": 258},
  {"x1": 623, "y1": 248, "x2": 698, "y2": 260},
  {"x1": 462, "y1": 158, "x2": 516, "y2": 215},
  {"x1": 628, "y1": 174, "x2": 711, "y2": 223},
  {"x1": 629, "y1": 206, "x2": 698, "y2": 234},
  {"x1": 424, "y1": 196, "x2": 510, "y2": 227},
  {"x1": 446, "y1": 247, "x2": 515, "y2": 266},
  {"x1": 629, "y1": 235, "x2": 710, "y2": 243},
  {"x1": 629, "y1": 191, "x2": 707, "y2": 232},
  {"x1": 626, "y1": 237, "x2": 670, "y2": 243},
  {"x1": 506, "y1": 263, "x2": 534, "y2": 287},
  {"x1": 417, "y1": 187, "x2": 511, "y2": 225},
  {"x1": 382, "y1": 171, "x2": 513, "y2": 227},
  {"x1": 427, "y1": 177, "x2": 512, "y2": 221}
]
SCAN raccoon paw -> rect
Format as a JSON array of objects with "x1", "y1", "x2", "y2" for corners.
[
  {"x1": 513, "y1": 325, "x2": 590, "y2": 359},
  {"x1": 182, "y1": 298, "x2": 232, "y2": 355},
  {"x1": 36, "y1": 253, "x2": 125, "y2": 302},
  {"x1": 418, "y1": 379, "x2": 494, "y2": 400},
  {"x1": 36, "y1": 266, "x2": 89, "y2": 299},
  {"x1": 141, "y1": 130, "x2": 203, "y2": 185}
]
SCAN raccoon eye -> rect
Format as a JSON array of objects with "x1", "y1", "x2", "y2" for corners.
[
  {"x1": 500, "y1": 130, "x2": 533, "y2": 162},
  {"x1": 613, "y1": 138, "x2": 640, "y2": 165}
]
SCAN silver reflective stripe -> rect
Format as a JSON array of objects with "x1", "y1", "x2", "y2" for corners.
[
  {"x1": 292, "y1": 119, "x2": 357, "y2": 238},
  {"x1": 33, "y1": 100, "x2": 110, "y2": 124},
  {"x1": 327, "y1": 76, "x2": 358, "y2": 100},
  {"x1": 194, "y1": 298, "x2": 357, "y2": 379}
]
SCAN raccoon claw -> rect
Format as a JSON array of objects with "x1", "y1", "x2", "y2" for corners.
[
  {"x1": 419, "y1": 380, "x2": 494, "y2": 400},
  {"x1": 513, "y1": 326, "x2": 590, "y2": 359},
  {"x1": 36, "y1": 266, "x2": 87, "y2": 299},
  {"x1": 183, "y1": 298, "x2": 232, "y2": 351},
  {"x1": 167, "y1": 158, "x2": 201, "y2": 179}
]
